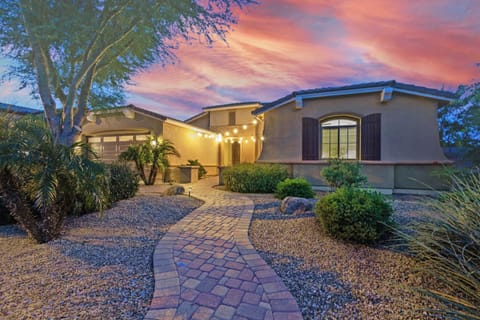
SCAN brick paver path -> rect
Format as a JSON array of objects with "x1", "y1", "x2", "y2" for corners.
[{"x1": 144, "y1": 177, "x2": 303, "y2": 320}]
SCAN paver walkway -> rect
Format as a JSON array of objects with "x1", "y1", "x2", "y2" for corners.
[{"x1": 144, "y1": 177, "x2": 303, "y2": 320}]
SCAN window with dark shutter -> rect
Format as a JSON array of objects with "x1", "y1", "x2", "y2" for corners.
[
  {"x1": 361, "y1": 113, "x2": 381, "y2": 160},
  {"x1": 302, "y1": 117, "x2": 319, "y2": 160}
]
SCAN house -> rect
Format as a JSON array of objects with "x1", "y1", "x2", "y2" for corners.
[
  {"x1": 251, "y1": 80, "x2": 456, "y2": 193},
  {"x1": 3, "y1": 80, "x2": 457, "y2": 192},
  {"x1": 0, "y1": 102, "x2": 42, "y2": 117},
  {"x1": 185, "y1": 102, "x2": 264, "y2": 166},
  {"x1": 81, "y1": 105, "x2": 220, "y2": 182}
]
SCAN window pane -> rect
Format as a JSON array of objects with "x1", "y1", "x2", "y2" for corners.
[
  {"x1": 330, "y1": 128, "x2": 338, "y2": 143},
  {"x1": 322, "y1": 119, "x2": 339, "y2": 127},
  {"x1": 119, "y1": 135, "x2": 133, "y2": 142},
  {"x1": 330, "y1": 144, "x2": 338, "y2": 158},
  {"x1": 338, "y1": 119, "x2": 356, "y2": 126},
  {"x1": 88, "y1": 137, "x2": 101, "y2": 143},
  {"x1": 103, "y1": 136, "x2": 117, "y2": 142}
]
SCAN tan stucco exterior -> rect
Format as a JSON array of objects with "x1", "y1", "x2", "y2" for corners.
[
  {"x1": 82, "y1": 107, "x2": 220, "y2": 179},
  {"x1": 256, "y1": 91, "x2": 452, "y2": 191},
  {"x1": 189, "y1": 104, "x2": 264, "y2": 166},
  {"x1": 258, "y1": 92, "x2": 447, "y2": 162}
]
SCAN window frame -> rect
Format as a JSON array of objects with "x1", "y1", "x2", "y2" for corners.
[{"x1": 319, "y1": 116, "x2": 360, "y2": 160}]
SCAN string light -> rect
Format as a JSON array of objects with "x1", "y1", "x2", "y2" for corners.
[
  {"x1": 242, "y1": 124, "x2": 247, "y2": 130},
  {"x1": 233, "y1": 128, "x2": 238, "y2": 134}
]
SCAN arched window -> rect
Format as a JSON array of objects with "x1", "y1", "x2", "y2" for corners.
[{"x1": 320, "y1": 117, "x2": 358, "y2": 159}]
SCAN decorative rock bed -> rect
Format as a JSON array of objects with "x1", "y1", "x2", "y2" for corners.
[
  {"x1": 249, "y1": 193, "x2": 444, "y2": 319},
  {"x1": 0, "y1": 195, "x2": 202, "y2": 319}
]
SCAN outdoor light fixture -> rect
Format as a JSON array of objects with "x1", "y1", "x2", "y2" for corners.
[
  {"x1": 215, "y1": 134, "x2": 222, "y2": 142},
  {"x1": 233, "y1": 128, "x2": 238, "y2": 134},
  {"x1": 225, "y1": 131, "x2": 230, "y2": 136},
  {"x1": 261, "y1": 136, "x2": 265, "y2": 141},
  {"x1": 188, "y1": 186, "x2": 192, "y2": 197},
  {"x1": 242, "y1": 124, "x2": 247, "y2": 130},
  {"x1": 197, "y1": 132, "x2": 202, "y2": 136},
  {"x1": 252, "y1": 119, "x2": 258, "y2": 125}
]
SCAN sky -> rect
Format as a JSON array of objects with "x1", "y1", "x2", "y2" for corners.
[{"x1": 0, "y1": 0, "x2": 479, "y2": 120}]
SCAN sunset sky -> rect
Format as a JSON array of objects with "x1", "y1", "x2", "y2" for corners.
[{"x1": 0, "y1": 0, "x2": 479, "y2": 119}]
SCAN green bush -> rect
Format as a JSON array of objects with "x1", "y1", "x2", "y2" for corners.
[
  {"x1": 321, "y1": 159, "x2": 367, "y2": 188},
  {"x1": 401, "y1": 169, "x2": 480, "y2": 318},
  {"x1": 315, "y1": 187, "x2": 393, "y2": 244},
  {"x1": 108, "y1": 162, "x2": 139, "y2": 203},
  {"x1": 187, "y1": 159, "x2": 207, "y2": 179},
  {"x1": 275, "y1": 178, "x2": 315, "y2": 199},
  {"x1": 223, "y1": 163, "x2": 288, "y2": 193}
]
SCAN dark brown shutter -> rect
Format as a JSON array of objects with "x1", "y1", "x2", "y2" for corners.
[
  {"x1": 302, "y1": 117, "x2": 319, "y2": 160},
  {"x1": 361, "y1": 113, "x2": 381, "y2": 160},
  {"x1": 228, "y1": 111, "x2": 236, "y2": 125}
]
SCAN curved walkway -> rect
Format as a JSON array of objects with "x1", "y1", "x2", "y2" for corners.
[{"x1": 144, "y1": 178, "x2": 302, "y2": 320}]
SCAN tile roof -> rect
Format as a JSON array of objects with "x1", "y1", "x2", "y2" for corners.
[
  {"x1": 253, "y1": 80, "x2": 456, "y2": 115},
  {"x1": 0, "y1": 102, "x2": 42, "y2": 115}
]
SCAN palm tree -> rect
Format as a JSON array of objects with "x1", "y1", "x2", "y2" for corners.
[
  {"x1": 119, "y1": 137, "x2": 180, "y2": 185},
  {"x1": 0, "y1": 114, "x2": 109, "y2": 243}
]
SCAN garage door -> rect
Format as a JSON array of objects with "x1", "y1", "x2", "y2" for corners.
[{"x1": 87, "y1": 134, "x2": 149, "y2": 162}]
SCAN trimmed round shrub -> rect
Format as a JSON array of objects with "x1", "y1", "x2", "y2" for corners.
[
  {"x1": 223, "y1": 163, "x2": 288, "y2": 193},
  {"x1": 315, "y1": 187, "x2": 393, "y2": 244},
  {"x1": 275, "y1": 178, "x2": 315, "y2": 199},
  {"x1": 108, "y1": 162, "x2": 139, "y2": 203}
]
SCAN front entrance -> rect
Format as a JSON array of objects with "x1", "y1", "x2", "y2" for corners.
[{"x1": 232, "y1": 142, "x2": 241, "y2": 165}]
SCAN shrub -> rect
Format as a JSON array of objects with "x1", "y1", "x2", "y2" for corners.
[
  {"x1": 187, "y1": 159, "x2": 207, "y2": 179},
  {"x1": 275, "y1": 178, "x2": 315, "y2": 199},
  {"x1": 223, "y1": 163, "x2": 288, "y2": 193},
  {"x1": 0, "y1": 116, "x2": 109, "y2": 243},
  {"x1": 108, "y1": 162, "x2": 139, "y2": 203},
  {"x1": 400, "y1": 169, "x2": 480, "y2": 318},
  {"x1": 321, "y1": 159, "x2": 367, "y2": 188},
  {"x1": 315, "y1": 187, "x2": 393, "y2": 244}
]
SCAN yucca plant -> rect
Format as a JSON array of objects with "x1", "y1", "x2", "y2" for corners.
[
  {"x1": 119, "y1": 137, "x2": 180, "y2": 185},
  {"x1": 402, "y1": 168, "x2": 480, "y2": 319},
  {"x1": 0, "y1": 114, "x2": 109, "y2": 243}
]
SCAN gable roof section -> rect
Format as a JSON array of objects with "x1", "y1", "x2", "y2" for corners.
[
  {"x1": 203, "y1": 101, "x2": 262, "y2": 111},
  {"x1": 88, "y1": 104, "x2": 215, "y2": 134},
  {"x1": 0, "y1": 102, "x2": 42, "y2": 115},
  {"x1": 184, "y1": 111, "x2": 208, "y2": 124},
  {"x1": 252, "y1": 80, "x2": 456, "y2": 115}
]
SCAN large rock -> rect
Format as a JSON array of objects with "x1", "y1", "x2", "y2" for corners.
[
  {"x1": 280, "y1": 196, "x2": 317, "y2": 215},
  {"x1": 163, "y1": 185, "x2": 185, "y2": 196}
]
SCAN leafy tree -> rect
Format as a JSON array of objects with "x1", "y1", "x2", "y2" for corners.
[
  {"x1": 0, "y1": 113, "x2": 109, "y2": 243},
  {"x1": 0, "y1": 0, "x2": 255, "y2": 145},
  {"x1": 439, "y1": 82, "x2": 480, "y2": 163},
  {"x1": 119, "y1": 137, "x2": 180, "y2": 185}
]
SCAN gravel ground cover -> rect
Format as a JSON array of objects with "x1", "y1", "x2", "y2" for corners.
[
  {"x1": 249, "y1": 193, "x2": 444, "y2": 319},
  {"x1": 0, "y1": 195, "x2": 202, "y2": 320}
]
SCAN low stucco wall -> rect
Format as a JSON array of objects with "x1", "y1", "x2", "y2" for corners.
[{"x1": 257, "y1": 161, "x2": 451, "y2": 192}]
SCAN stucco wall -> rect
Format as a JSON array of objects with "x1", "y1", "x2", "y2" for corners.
[
  {"x1": 259, "y1": 161, "x2": 448, "y2": 192},
  {"x1": 162, "y1": 121, "x2": 218, "y2": 174},
  {"x1": 210, "y1": 107, "x2": 257, "y2": 127},
  {"x1": 258, "y1": 92, "x2": 447, "y2": 162},
  {"x1": 187, "y1": 113, "x2": 209, "y2": 130}
]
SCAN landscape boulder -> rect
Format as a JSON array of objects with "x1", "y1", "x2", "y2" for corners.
[
  {"x1": 280, "y1": 196, "x2": 317, "y2": 215},
  {"x1": 163, "y1": 185, "x2": 185, "y2": 196}
]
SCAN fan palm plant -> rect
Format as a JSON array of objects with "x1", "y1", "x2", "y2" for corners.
[
  {"x1": 119, "y1": 137, "x2": 180, "y2": 185},
  {"x1": 0, "y1": 114, "x2": 109, "y2": 243}
]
